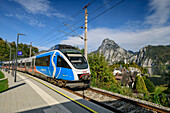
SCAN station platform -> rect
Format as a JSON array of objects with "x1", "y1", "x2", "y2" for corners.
[{"x1": 0, "y1": 70, "x2": 113, "y2": 113}]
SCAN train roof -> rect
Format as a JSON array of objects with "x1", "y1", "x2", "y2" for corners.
[{"x1": 48, "y1": 44, "x2": 77, "y2": 51}]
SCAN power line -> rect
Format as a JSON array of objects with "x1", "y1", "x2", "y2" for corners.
[
  {"x1": 36, "y1": 0, "x2": 118, "y2": 46},
  {"x1": 33, "y1": 9, "x2": 84, "y2": 44},
  {"x1": 36, "y1": 0, "x2": 125, "y2": 48},
  {"x1": 32, "y1": 0, "x2": 97, "y2": 45},
  {"x1": 89, "y1": 0, "x2": 125, "y2": 23}
]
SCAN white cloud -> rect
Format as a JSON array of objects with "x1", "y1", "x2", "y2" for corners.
[
  {"x1": 5, "y1": 13, "x2": 13, "y2": 17},
  {"x1": 37, "y1": 46, "x2": 49, "y2": 50},
  {"x1": 28, "y1": 19, "x2": 45, "y2": 27},
  {"x1": 12, "y1": 0, "x2": 65, "y2": 18},
  {"x1": 145, "y1": 0, "x2": 170, "y2": 25},
  {"x1": 60, "y1": 27, "x2": 170, "y2": 52},
  {"x1": 14, "y1": 13, "x2": 46, "y2": 27}
]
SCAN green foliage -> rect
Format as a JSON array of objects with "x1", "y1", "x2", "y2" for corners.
[
  {"x1": 152, "y1": 94, "x2": 160, "y2": 104},
  {"x1": 134, "y1": 75, "x2": 148, "y2": 94},
  {"x1": 0, "y1": 79, "x2": 8, "y2": 92},
  {"x1": 154, "y1": 86, "x2": 168, "y2": 94},
  {"x1": 75, "y1": 46, "x2": 84, "y2": 54},
  {"x1": 121, "y1": 86, "x2": 133, "y2": 96},
  {"x1": 160, "y1": 93, "x2": 168, "y2": 107},
  {"x1": 0, "y1": 38, "x2": 39, "y2": 61},
  {"x1": 143, "y1": 94, "x2": 151, "y2": 101},
  {"x1": 145, "y1": 45, "x2": 170, "y2": 64},
  {"x1": 0, "y1": 70, "x2": 5, "y2": 79},
  {"x1": 88, "y1": 52, "x2": 122, "y2": 92},
  {"x1": 164, "y1": 71, "x2": 170, "y2": 94},
  {"x1": 143, "y1": 77, "x2": 155, "y2": 93},
  {"x1": 149, "y1": 93, "x2": 169, "y2": 107}
]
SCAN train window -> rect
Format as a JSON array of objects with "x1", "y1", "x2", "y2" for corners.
[
  {"x1": 35, "y1": 56, "x2": 50, "y2": 66},
  {"x1": 57, "y1": 56, "x2": 71, "y2": 69},
  {"x1": 18, "y1": 63, "x2": 20, "y2": 67},
  {"x1": 66, "y1": 54, "x2": 88, "y2": 69},
  {"x1": 26, "y1": 62, "x2": 31, "y2": 68},
  {"x1": 22, "y1": 63, "x2": 25, "y2": 68}
]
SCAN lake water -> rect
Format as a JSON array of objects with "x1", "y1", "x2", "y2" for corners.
[{"x1": 148, "y1": 75, "x2": 169, "y2": 86}]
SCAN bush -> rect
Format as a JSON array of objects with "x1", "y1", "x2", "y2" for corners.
[
  {"x1": 144, "y1": 79, "x2": 155, "y2": 93},
  {"x1": 152, "y1": 94, "x2": 160, "y2": 104},
  {"x1": 134, "y1": 75, "x2": 148, "y2": 94},
  {"x1": 160, "y1": 93, "x2": 169, "y2": 107}
]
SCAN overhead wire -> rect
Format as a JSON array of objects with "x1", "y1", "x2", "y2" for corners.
[
  {"x1": 36, "y1": 0, "x2": 125, "y2": 48},
  {"x1": 32, "y1": 9, "x2": 84, "y2": 45},
  {"x1": 89, "y1": 0, "x2": 125, "y2": 22},
  {"x1": 35, "y1": 0, "x2": 113, "y2": 46},
  {"x1": 33, "y1": 0, "x2": 97, "y2": 45}
]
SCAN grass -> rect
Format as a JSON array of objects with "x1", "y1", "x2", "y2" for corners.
[
  {"x1": 0, "y1": 79, "x2": 8, "y2": 92},
  {"x1": 150, "y1": 75, "x2": 161, "y2": 77},
  {"x1": 152, "y1": 86, "x2": 168, "y2": 94},
  {"x1": 0, "y1": 70, "x2": 5, "y2": 79}
]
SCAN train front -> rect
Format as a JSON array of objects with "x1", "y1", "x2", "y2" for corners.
[{"x1": 60, "y1": 48, "x2": 91, "y2": 88}]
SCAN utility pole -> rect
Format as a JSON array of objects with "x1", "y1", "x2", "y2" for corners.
[
  {"x1": 14, "y1": 33, "x2": 25, "y2": 82},
  {"x1": 9, "y1": 47, "x2": 11, "y2": 60},
  {"x1": 4, "y1": 39, "x2": 7, "y2": 71},
  {"x1": 30, "y1": 42, "x2": 32, "y2": 57},
  {"x1": 8, "y1": 42, "x2": 11, "y2": 73},
  {"x1": 83, "y1": 3, "x2": 89, "y2": 59}
]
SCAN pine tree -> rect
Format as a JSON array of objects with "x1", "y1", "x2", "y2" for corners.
[
  {"x1": 143, "y1": 77, "x2": 155, "y2": 93},
  {"x1": 134, "y1": 75, "x2": 148, "y2": 94}
]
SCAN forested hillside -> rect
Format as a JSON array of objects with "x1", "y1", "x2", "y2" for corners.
[
  {"x1": 0, "y1": 38, "x2": 38, "y2": 61},
  {"x1": 134, "y1": 45, "x2": 170, "y2": 75}
]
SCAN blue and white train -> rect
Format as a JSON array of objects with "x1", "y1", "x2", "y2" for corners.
[{"x1": 3, "y1": 44, "x2": 91, "y2": 88}]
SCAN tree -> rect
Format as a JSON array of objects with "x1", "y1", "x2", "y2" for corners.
[
  {"x1": 164, "y1": 71, "x2": 170, "y2": 94},
  {"x1": 0, "y1": 38, "x2": 39, "y2": 61},
  {"x1": 134, "y1": 75, "x2": 148, "y2": 94},
  {"x1": 144, "y1": 78, "x2": 155, "y2": 93},
  {"x1": 88, "y1": 52, "x2": 117, "y2": 86},
  {"x1": 75, "y1": 46, "x2": 84, "y2": 54}
]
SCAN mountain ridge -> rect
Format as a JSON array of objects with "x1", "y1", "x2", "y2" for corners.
[{"x1": 95, "y1": 38, "x2": 170, "y2": 75}]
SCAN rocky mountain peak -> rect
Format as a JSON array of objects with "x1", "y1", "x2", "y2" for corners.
[
  {"x1": 100, "y1": 38, "x2": 119, "y2": 49},
  {"x1": 96, "y1": 38, "x2": 133, "y2": 64}
]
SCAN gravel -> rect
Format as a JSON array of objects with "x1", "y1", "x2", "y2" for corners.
[{"x1": 91, "y1": 86, "x2": 170, "y2": 112}]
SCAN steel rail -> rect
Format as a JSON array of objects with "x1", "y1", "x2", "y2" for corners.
[{"x1": 86, "y1": 88, "x2": 170, "y2": 113}]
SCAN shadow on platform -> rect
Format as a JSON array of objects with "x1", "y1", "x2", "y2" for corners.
[{"x1": 0, "y1": 82, "x2": 26, "y2": 93}]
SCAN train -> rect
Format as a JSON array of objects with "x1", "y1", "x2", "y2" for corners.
[{"x1": 2, "y1": 44, "x2": 91, "y2": 88}]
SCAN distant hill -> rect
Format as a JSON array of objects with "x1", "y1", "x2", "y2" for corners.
[{"x1": 133, "y1": 45, "x2": 170, "y2": 75}]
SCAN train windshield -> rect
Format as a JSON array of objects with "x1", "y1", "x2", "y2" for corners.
[{"x1": 60, "y1": 49, "x2": 88, "y2": 69}]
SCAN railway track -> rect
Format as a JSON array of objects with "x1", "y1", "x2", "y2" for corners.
[{"x1": 63, "y1": 87, "x2": 170, "y2": 113}]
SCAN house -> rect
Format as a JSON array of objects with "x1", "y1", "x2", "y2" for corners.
[
  {"x1": 128, "y1": 67, "x2": 140, "y2": 73},
  {"x1": 115, "y1": 72, "x2": 138, "y2": 88},
  {"x1": 113, "y1": 69, "x2": 122, "y2": 75},
  {"x1": 113, "y1": 66, "x2": 129, "y2": 75}
]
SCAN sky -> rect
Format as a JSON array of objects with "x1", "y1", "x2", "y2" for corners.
[{"x1": 0, "y1": 0, "x2": 170, "y2": 52}]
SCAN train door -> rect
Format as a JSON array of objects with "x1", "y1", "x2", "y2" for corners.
[{"x1": 55, "y1": 55, "x2": 74, "y2": 81}]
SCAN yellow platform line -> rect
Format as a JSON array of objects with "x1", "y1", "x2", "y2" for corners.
[{"x1": 22, "y1": 73, "x2": 97, "y2": 113}]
